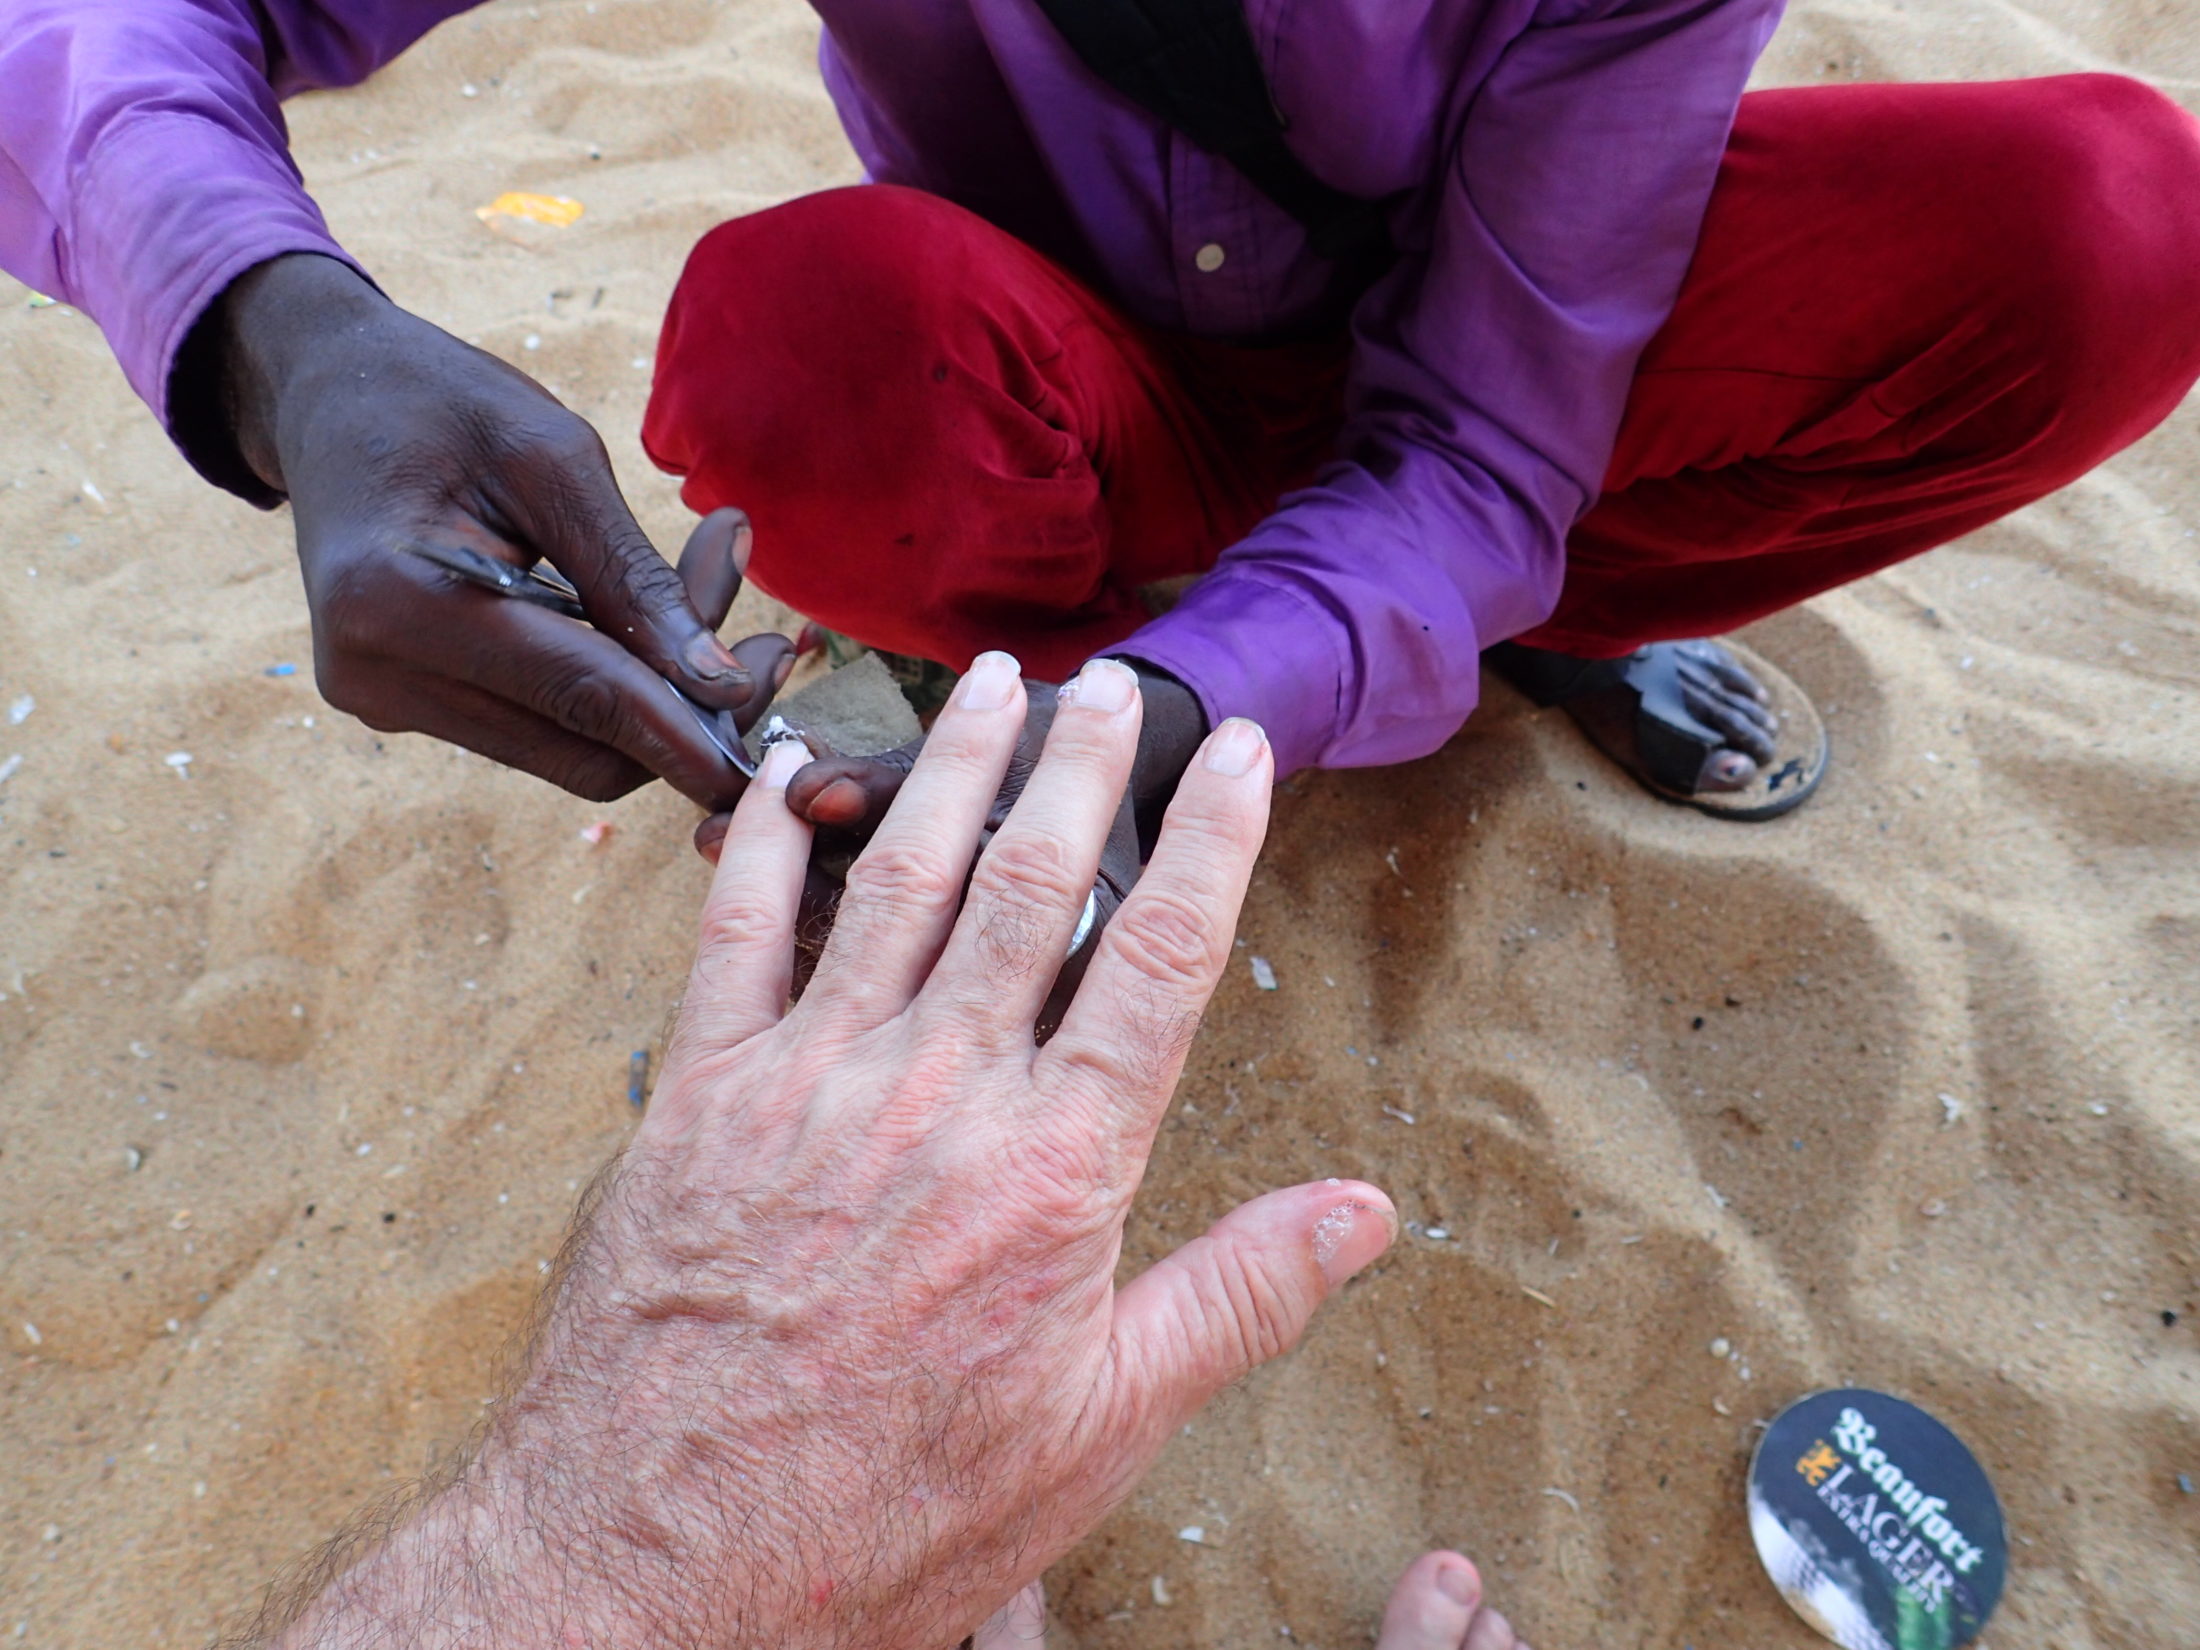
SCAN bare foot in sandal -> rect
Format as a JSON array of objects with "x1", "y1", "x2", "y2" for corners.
[{"x1": 1488, "y1": 636, "x2": 1827, "y2": 821}]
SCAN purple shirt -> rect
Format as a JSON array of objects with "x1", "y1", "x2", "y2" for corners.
[{"x1": 0, "y1": 0, "x2": 1781, "y2": 774}]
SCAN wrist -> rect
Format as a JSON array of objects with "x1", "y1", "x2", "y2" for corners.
[
  {"x1": 1113, "y1": 660, "x2": 1208, "y2": 850},
  {"x1": 207, "y1": 253, "x2": 389, "y2": 495},
  {"x1": 271, "y1": 1423, "x2": 728, "y2": 1650}
]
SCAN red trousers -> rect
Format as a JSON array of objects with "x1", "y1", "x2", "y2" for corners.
[{"x1": 644, "y1": 76, "x2": 2200, "y2": 681}]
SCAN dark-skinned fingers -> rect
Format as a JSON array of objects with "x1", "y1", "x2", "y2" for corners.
[
  {"x1": 446, "y1": 595, "x2": 751, "y2": 808},
  {"x1": 694, "y1": 811, "x2": 732, "y2": 864},
  {"x1": 488, "y1": 426, "x2": 759, "y2": 715},
  {"x1": 786, "y1": 745, "x2": 920, "y2": 832},
  {"x1": 676, "y1": 508, "x2": 750, "y2": 631},
  {"x1": 798, "y1": 651, "x2": 1027, "y2": 1032},
  {"x1": 1044, "y1": 717, "x2": 1269, "y2": 1118},
  {"x1": 783, "y1": 677, "x2": 1056, "y2": 832},
  {"x1": 675, "y1": 509, "x2": 793, "y2": 741},
  {"x1": 653, "y1": 736, "x2": 816, "y2": 1115},
  {"x1": 924, "y1": 658, "x2": 1141, "y2": 1034},
  {"x1": 355, "y1": 672, "x2": 651, "y2": 802},
  {"x1": 728, "y1": 633, "x2": 799, "y2": 735}
]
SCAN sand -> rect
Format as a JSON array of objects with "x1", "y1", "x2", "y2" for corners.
[{"x1": 1, "y1": 2, "x2": 2194, "y2": 1645}]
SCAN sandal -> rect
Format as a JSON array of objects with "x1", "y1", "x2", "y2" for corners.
[{"x1": 1487, "y1": 638, "x2": 1829, "y2": 822}]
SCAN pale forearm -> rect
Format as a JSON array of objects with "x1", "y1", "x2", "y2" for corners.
[{"x1": 262, "y1": 1447, "x2": 713, "y2": 1650}]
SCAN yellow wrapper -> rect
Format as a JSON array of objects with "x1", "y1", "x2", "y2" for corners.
[{"x1": 474, "y1": 191, "x2": 586, "y2": 228}]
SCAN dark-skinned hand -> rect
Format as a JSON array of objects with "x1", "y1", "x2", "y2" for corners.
[
  {"x1": 696, "y1": 659, "x2": 1210, "y2": 1030},
  {"x1": 209, "y1": 252, "x2": 792, "y2": 808}
]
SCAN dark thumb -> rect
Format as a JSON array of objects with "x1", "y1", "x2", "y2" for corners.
[{"x1": 504, "y1": 431, "x2": 757, "y2": 712}]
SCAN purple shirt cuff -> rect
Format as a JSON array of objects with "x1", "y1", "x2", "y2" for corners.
[
  {"x1": 1115, "y1": 572, "x2": 1359, "y2": 779},
  {"x1": 72, "y1": 110, "x2": 360, "y2": 439}
]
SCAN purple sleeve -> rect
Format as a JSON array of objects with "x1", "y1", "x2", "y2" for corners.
[
  {"x1": 1120, "y1": 0, "x2": 1783, "y2": 775},
  {"x1": 0, "y1": 2, "x2": 482, "y2": 441}
]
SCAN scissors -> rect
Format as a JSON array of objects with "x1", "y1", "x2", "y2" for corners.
[
  {"x1": 401, "y1": 539, "x2": 759, "y2": 779},
  {"x1": 405, "y1": 539, "x2": 1100, "y2": 956}
]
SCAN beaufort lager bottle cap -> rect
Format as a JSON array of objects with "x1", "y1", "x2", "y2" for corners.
[{"x1": 1749, "y1": 1388, "x2": 2007, "y2": 1650}]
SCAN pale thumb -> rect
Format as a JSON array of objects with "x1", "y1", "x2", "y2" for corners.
[{"x1": 1108, "y1": 1180, "x2": 1394, "y2": 1427}]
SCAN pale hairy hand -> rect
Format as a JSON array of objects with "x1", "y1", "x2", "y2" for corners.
[{"x1": 265, "y1": 652, "x2": 1394, "y2": 1650}]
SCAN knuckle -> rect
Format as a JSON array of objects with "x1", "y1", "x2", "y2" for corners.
[
  {"x1": 841, "y1": 842, "x2": 962, "y2": 918},
  {"x1": 533, "y1": 665, "x2": 627, "y2": 741},
  {"x1": 614, "y1": 548, "x2": 701, "y2": 625},
  {"x1": 544, "y1": 423, "x2": 608, "y2": 474},
  {"x1": 693, "y1": 888, "x2": 790, "y2": 966},
  {"x1": 1010, "y1": 1127, "x2": 1116, "y2": 1225},
  {"x1": 973, "y1": 831, "x2": 1087, "y2": 911},
  {"x1": 867, "y1": 1029, "x2": 973, "y2": 1140},
  {"x1": 349, "y1": 702, "x2": 405, "y2": 736},
  {"x1": 500, "y1": 409, "x2": 603, "y2": 472},
  {"x1": 525, "y1": 727, "x2": 647, "y2": 800},
  {"x1": 1104, "y1": 884, "x2": 1222, "y2": 991},
  {"x1": 314, "y1": 655, "x2": 374, "y2": 717},
  {"x1": 557, "y1": 755, "x2": 644, "y2": 803},
  {"x1": 314, "y1": 558, "x2": 397, "y2": 656},
  {"x1": 1215, "y1": 1249, "x2": 1306, "y2": 1371}
]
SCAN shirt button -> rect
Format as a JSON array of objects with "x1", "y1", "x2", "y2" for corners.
[{"x1": 1194, "y1": 242, "x2": 1227, "y2": 273}]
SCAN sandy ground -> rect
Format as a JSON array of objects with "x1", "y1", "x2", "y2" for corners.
[{"x1": 2, "y1": 2, "x2": 2196, "y2": 1645}]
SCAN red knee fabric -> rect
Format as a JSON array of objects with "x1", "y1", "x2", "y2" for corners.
[
  {"x1": 643, "y1": 184, "x2": 1341, "y2": 680},
  {"x1": 1520, "y1": 74, "x2": 2200, "y2": 655},
  {"x1": 646, "y1": 79, "x2": 2200, "y2": 676}
]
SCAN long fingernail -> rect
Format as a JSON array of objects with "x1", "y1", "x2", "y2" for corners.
[
  {"x1": 686, "y1": 633, "x2": 748, "y2": 684},
  {"x1": 956, "y1": 650, "x2": 1022, "y2": 711},
  {"x1": 1202, "y1": 717, "x2": 1268, "y2": 776},
  {"x1": 1058, "y1": 656, "x2": 1137, "y2": 714},
  {"x1": 1311, "y1": 1196, "x2": 1395, "y2": 1288},
  {"x1": 757, "y1": 736, "x2": 809, "y2": 791}
]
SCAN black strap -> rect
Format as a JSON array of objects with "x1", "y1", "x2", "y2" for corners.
[{"x1": 1030, "y1": 0, "x2": 1393, "y2": 265}]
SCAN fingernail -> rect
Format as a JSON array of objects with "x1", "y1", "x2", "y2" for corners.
[
  {"x1": 1202, "y1": 717, "x2": 1267, "y2": 776},
  {"x1": 1311, "y1": 1197, "x2": 1394, "y2": 1288},
  {"x1": 729, "y1": 516, "x2": 754, "y2": 575},
  {"x1": 756, "y1": 735, "x2": 809, "y2": 791},
  {"x1": 1436, "y1": 1563, "x2": 1479, "y2": 1608},
  {"x1": 686, "y1": 633, "x2": 748, "y2": 683},
  {"x1": 772, "y1": 652, "x2": 796, "y2": 691},
  {"x1": 1059, "y1": 657, "x2": 1137, "y2": 714},
  {"x1": 956, "y1": 650, "x2": 1023, "y2": 711}
]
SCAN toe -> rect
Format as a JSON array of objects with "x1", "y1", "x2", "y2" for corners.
[
  {"x1": 1697, "y1": 748, "x2": 1759, "y2": 792},
  {"x1": 1677, "y1": 676, "x2": 1778, "y2": 765},
  {"x1": 1462, "y1": 1605, "x2": 1518, "y2": 1650},
  {"x1": 1691, "y1": 640, "x2": 1771, "y2": 705},
  {"x1": 972, "y1": 1581, "x2": 1048, "y2": 1648},
  {"x1": 1375, "y1": 1551, "x2": 1483, "y2": 1650}
]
